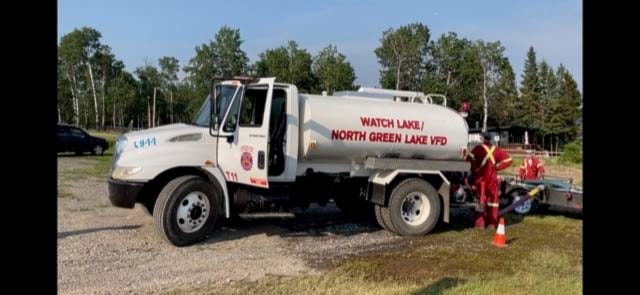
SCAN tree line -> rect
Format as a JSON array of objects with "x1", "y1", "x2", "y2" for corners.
[{"x1": 58, "y1": 22, "x2": 581, "y2": 151}]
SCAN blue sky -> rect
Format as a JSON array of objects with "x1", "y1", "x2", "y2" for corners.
[{"x1": 58, "y1": 0, "x2": 582, "y2": 92}]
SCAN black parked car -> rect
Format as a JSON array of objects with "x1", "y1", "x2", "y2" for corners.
[{"x1": 58, "y1": 124, "x2": 109, "y2": 156}]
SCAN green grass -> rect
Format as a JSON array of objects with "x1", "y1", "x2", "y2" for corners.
[
  {"x1": 62, "y1": 154, "x2": 111, "y2": 178},
  {"x1": 60, "y1": 154, "x2": 113, "y2": 179},
  {"x1": 166, "y1": 215, "x2": 582, "y2": 295}
]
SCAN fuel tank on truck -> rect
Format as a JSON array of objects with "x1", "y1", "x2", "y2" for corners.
[{"x1": 298, "y1": 93, "x2": 469, "y2": 162}]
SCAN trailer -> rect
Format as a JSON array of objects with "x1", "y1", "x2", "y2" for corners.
[
  {"x1": 499, "y1": 175, "x2": 583, "y2": 214},
  {"x1": 107, "y1": 76, "x2": 477, "y2": 246}
]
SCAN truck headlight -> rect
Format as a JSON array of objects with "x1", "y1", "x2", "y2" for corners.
[{"x1": 111, "y1": 166, "x2": 142, "y2": 178}]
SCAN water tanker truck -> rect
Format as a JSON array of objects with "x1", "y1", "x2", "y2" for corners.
[{"x1": 108, "y1": 77, "x2": 472, "y2": 246}]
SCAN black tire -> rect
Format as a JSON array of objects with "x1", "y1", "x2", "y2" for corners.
[
  {"x1": 375, "y1": 204, "x2": 396, "y2": 233},
  {"x1": 153, "y1": 175, "x2": 220, "y2": 246},
  {"x1": 505, "y1": 188, "x2": 538, "y2": 215},
  {"x1": 92, "y1": 144, "x2": 104, "y2": 156},
  {"x1": 386, "y1": 178, "x2": 441, "y2": 236},
  {"x1": 379, "y1": 205, "x2": 399, "y2": 234}
]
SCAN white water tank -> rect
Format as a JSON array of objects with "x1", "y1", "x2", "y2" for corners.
[{"x1": 298, "y1": 92, "x2": 469, "y2": 162}]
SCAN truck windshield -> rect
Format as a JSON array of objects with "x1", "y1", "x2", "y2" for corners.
[{"x1": 192, "y1": 85, "x2": 239, "y2": 127}]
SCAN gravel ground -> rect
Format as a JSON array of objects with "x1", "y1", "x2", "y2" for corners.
[{"x1": 57, "y1": 156, "x2": 420, "y2": 294}]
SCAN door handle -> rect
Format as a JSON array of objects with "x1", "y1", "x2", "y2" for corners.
[{"x1": 258, "y1": 151, "x2": 265, "y2": 170}]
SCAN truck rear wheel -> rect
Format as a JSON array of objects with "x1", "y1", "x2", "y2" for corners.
[
  {"x1": 386, "y1": 178, "x2": 441, "y2": 236},
  {"x1": 375, "y1": 204, "x2": 396, "y2": 233},
  {"x1": 153, "y1": 175, "x2": 220, "y2": 246}
]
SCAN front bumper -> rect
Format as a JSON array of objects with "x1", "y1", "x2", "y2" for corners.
[{"x1": 108, "y1": 177, "x2": 145, "y2": 208}]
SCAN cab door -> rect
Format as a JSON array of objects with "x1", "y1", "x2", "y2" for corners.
[{"x1": 217, "y1": 78, "x2": 274, "y2": 188}]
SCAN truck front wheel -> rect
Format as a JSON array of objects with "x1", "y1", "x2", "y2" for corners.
[
  {"x1": 153, "y1": 175, "x2": 220, "y2": 246},
  {"x1": 384, "y1": 178, "x2": 441, "y2": 236}
]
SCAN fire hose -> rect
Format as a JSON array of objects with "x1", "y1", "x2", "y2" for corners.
[{"x1": 498, "y1": 184, "x2": 545, "y2": 217}]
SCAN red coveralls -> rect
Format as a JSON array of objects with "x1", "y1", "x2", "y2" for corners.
[
  {"x1": 519, "y1": 156, "x2": 545, "y2": 180},
  {"x1": 465, "y1": 141, "x2": 512, "y2": 228}
]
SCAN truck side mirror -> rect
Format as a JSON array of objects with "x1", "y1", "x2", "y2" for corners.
[{"x1": 210, "y1": 79, "x2": 219, "y2": 132}]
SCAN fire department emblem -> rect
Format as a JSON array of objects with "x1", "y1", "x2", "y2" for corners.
[{"x1": 241, "y1": 152, "x2": 253, "y2": 171}]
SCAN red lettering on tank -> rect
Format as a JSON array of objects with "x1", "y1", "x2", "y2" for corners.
[
  {"x1": 360, "y1": 117, "x2": 394, "y2": 128},
  {"x1": 430, "y1": 136, "x2": 448, "y2": 146},
  {"x1": 369, "y1": 132, "x2": 402, "y2": 143},
  {"x1": 405, "y1": 134, "x2": 428, "y2": 145},
  {"x1": 398, "y1": 119, "x2": 421, "y2": 130},
  {"x1": 331, "y1": 129, "x2": 340, "y2": 140},
  {"x1": 332, "y1": 129, "x2": 366, "y2": 142},
  {"x1": 346, "y1": 131, "x2": 354, "y2": 140}
]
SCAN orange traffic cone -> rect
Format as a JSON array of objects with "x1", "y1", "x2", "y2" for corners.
[{"x1": 492, "y1": 217, "x2": 507, "y2": 247}]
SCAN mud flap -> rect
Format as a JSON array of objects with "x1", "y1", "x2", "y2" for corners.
[{"x1": 437, "y1": 181, "x2": 450, "y2": 223}]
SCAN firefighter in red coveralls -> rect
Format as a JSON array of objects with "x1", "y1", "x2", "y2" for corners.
[
  {"x1": 519, "y1": 150, "x2": 545, "y2": 180},
  {"x1": 466, "y1": 132, "x2": 512, "y2": 229}
]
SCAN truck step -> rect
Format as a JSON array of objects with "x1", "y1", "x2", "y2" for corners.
[{"x1": 238, "y1": 212, "x2": 296, "y2": 219}]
